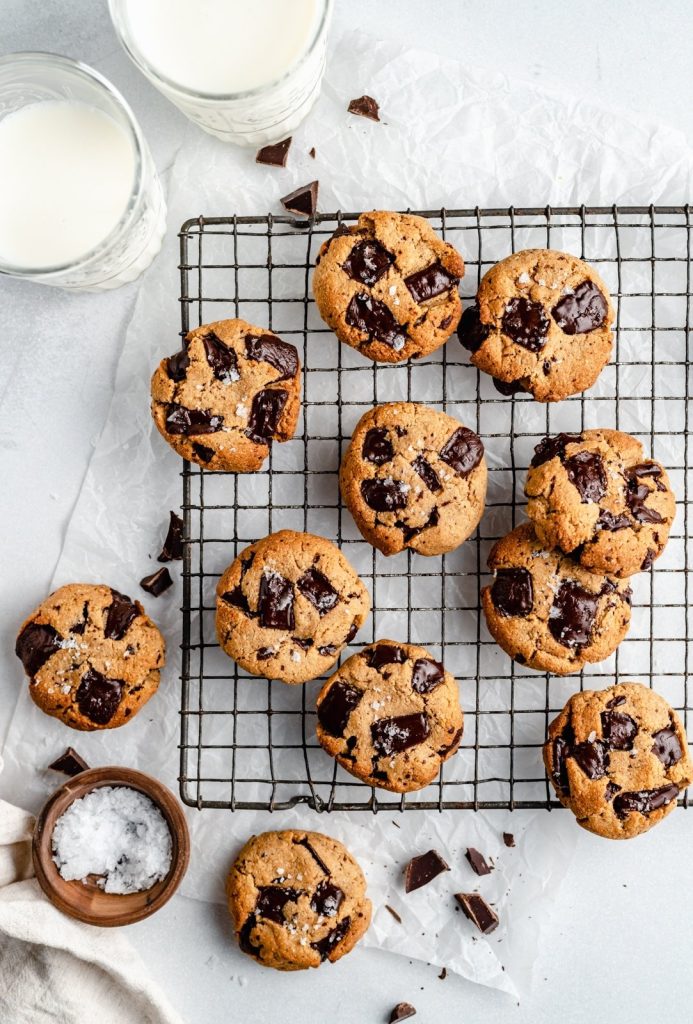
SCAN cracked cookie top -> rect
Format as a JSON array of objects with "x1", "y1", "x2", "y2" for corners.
[
  {"x1": 340, "y1": 402, "x2": 487, "y2": 556},
  {"x1": 313, "y1": 211, "x2": 464, "y2": 364}
]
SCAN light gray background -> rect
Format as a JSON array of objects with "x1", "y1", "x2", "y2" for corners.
[{"x1": 1, "y1": 2, "x2": 692, "y2": 1021}]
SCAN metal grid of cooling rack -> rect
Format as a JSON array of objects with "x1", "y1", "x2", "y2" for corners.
[{"x1": 177, "y1": 205, "x2": 691, "y2": 812}]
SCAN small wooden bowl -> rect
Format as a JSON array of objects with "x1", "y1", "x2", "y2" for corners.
[{"x1": 33, "y1": 766, "x2": 190, "y2": 927}]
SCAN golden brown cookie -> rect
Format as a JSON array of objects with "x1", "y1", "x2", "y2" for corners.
[
  {"x1": 481, "y1": 524, "x2": 632, "y2": 675},
  {"x1": 340, "y1": 402, "x2": 487, "y2": 556},
  {"x1": 216, "y1": 531, "x2": 371, "y2": 684},
  {"x1": 544, "y1": 682, "x2": 693, "y2": 839},
  {"x1": 315, "y1": 640, "x2": 463, "y2": 792},
  {"x1": 226, "y1": 830, "x2": 371, "y2": 971},
  {"x1": 312, "y1": 211, "x2": 464, "y2": 363},
  {"x1": 15, "y1": 584, "x2": 165, "y2": 730},
  {"x1": 525, "y1": 429, "x2": 676, "y2": 577},
  {"x1": 150, "y1": 318, "x2": 301, "y2": 471},
  {"x1": 458, "y1": 249, "x2": 614, "y2": 401}
]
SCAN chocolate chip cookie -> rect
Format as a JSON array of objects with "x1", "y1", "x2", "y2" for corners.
[
  {"x1": 216, "y1": 531, "x2": 371, "y2": 684},
  {"x1": 525, "y1": 429, "x2": 676, "y2": 577},
  {"x1": 313, "y1": 211, "x2": 464, "y2": 363},
  {"x1": 15, "y1": 584, "x2": 165, "y2": 730},
  {"x1": 315, "y1": 640, "x2": 463, "y2": 792},
  {"x1": 544, "y1": 682, "x2": 692, "y2": 839},
  {"x1": 151, "y1": 318, "x2": 301, "y2": 471},
  {"x1": 481, "y1": 524, "x2": 632, "y2": 675},
  {"x1": 458, "y1": 249, "x2": 614, "y2": 401},
  {"x1": 226, "y1": 830, "x2": 371, "y2": 971},
  {"x1": 340, "y1": 403, "x2": 487, "y2": 556}
]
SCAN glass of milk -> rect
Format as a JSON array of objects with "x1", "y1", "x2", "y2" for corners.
[
  {"x1": 108, "y1": 0, "x2": 333, "y2": 146},
  {"x1": 0, "y1": 53, "x2": 166, "y2": 291}
]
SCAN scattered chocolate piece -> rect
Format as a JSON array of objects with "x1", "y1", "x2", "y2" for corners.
[
  {"x1": 465, "y1": 848, "x2": 492, "y2": 876},
  {"x1": 48, "y1": 748, "x2": 89, "y2": 776},
  {"x1": 438, "y1": 967, "x2": 447, "y2": 980},
  {"x1": 140, "y1": 567, "x2": 173, "y2": 597},
  {"x1": 318, "y1": 680, "x2": 363, "y2": 737},
  {"x1": 389, "y1": 1004, "x2": 416, "y2": 1022},
  {"x1": 76, "y1": 668, "x2": 124, "y2": 726},
  {"x1": 158, "y1": 510, "x2": 184, "y2": 562},
  {"x1": 348, "y1": 95, "x2": 380, "y2": 121},
  {"x1": 385, "y1": 904, "x2": 402, "y2": 924},
  {"x1": 404, "y1": 262, "x2": 459, "y2": 304},
  {"x1": 455, "y1": 892, "x2": 499, "y2": 934},
  {"x1": 404, "y1": 849, "x2": 450, "y2": 893},
  {"x1": 502, "y1": 832, "x2": 515, "y2": 848},
  {"x1": 245, "y1": 388, "x2": 288, "y2": 443},
  {"x1": 255, "y1": 137, "x2": 292, "y2": 168},
  {"x1": 362, "y1": 427, "x2": 394, "y2": 465},
  {"x1": 490, "y1": 567, "x2": 533, "y2": 617},
  {"x1": 280, "y1": 180, "x2": 318, "y2": 218},
  {"x1": 309, "y1": 147, "x2": 316, "y2": 159},
  {"x1": 551, "y1": 280, "x2": 607, "y2": 335}
]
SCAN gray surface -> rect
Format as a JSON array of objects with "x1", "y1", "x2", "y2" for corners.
[{"x1": 1, "y1": 2, "x2": 692, "y2": 1021}]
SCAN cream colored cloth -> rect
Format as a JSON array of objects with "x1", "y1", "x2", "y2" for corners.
[{"x1": 0, "y1": 793, "x2": 184, "y2": 1024}]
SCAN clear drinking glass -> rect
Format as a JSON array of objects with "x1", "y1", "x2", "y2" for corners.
[
  {"x1": 0, "y1": 53, "x2": 166, "y2": 292},
  {"x1": 108, "y1": 0, "x2": 333, "y2": 147}
]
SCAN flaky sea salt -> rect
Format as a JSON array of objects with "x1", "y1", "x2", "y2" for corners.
[{"x1": 52, "y1": 785, "x2": 173, "y2": 894}]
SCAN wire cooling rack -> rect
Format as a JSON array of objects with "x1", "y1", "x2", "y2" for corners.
[{"x1": 177, "y1": 205, "x2": 691, "y2": 812}]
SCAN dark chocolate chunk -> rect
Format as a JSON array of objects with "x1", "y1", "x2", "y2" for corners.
[
  {"x1": 311, "y1": 879, "x2": 344, "y2": 918},
  {"x1": 245, "y1": 334, "x2": 298, "y2": 381},
  {"x1": 255, "y1": 885, "x2": 301, "y2": 923},
  {"x1": 245, "y1": 388, "x2": 288, "y2": 443},
  {"x1": 493, "y1": 376, "x2": 526, "y2": 396},
  {"x1": 48, "y1": 747, "x2": 89, "y2": 776},
  {"x1": 565, "y1": 450, "x2": 607, "y2": 503},
  {"x1": 530, "y1": 433, "x2": 583, "y2": 468},
  {"x1": 437, "y1": 724, "x2": 463, "y2": 757},
  {"x1": 362, "y1": 427, "x2": 394, "y2": 465},
  {"x1": 439, "y1": 968, "x2": 447, "y2": 980},
  {"x1": 598, "y1": 509, "x2": 631, "y2": 532},
  {"x1": 158, "y1": 510, "x2": 184, "y2": 562},
  {"x1": 15, "y1": 623, "x2": 62, "y2": 677},
  {"x1": 201, "y1": 331, "x2": 239, "y2": 383},
  {"x1": 372, "y1": 713, "x2": 430, "y2": 757},
  {"x1": 572, "y1": 739, "x2": 609, "y2": 780},
  {"x1": 455, "y1": 892, "x2": 499, "y2": 934},
  {"x1": 641, "y1": 548, "x2": 657, "y2": 571},
  {"x1": 551, "y1": 726, "x2": 574, "y2": 796},
  {"x1": 606, "y1": 694, "x2": 627, "y2": 708},
  {"x1": 222, "y1": 587, "x2": 251, "y2": 615},
  {"x1": 404, "y1": 849, "x2": 450, "y2": 893},
  {"x1": 295, "y1": 836, "x2": 331, "y2": 874},
  {"x1": 346, "y1": 293, "x2": 407, "y2": 351},
  {"x1": 140, "y1": 567, "x2": 173, "y2": 597},
  {"x1": 257, "y1": 647, "x2": 275, "y2": 660},
  {"x1": 344, "y1": 622, "x2": 359, "y2": 644},
  {"x1": 104, "y1": 590, "x2": 139, "y2": 641},
  {"x1": 166, "y1": 347, "x2": 190, "y2": 382},
  {"x1": 258, "y1": 571, "x2": 295, "y2": 629},
  {"x1": 605, "y1": 781, "x2": 621, "y2": 802},
  {"x1": 342, "y1": 239, "x2": 393, "y2": 286},
  {"x1": 255, "y1": 137, "x2": 292, "y2": 167},
  {"x1": 297, "y1": 567, "x2": 339, "y2": 616},
  {"x1": 309, "y1": 147, "x2": 316, "y2": 159},
  {"x1": 404, "y1": 262, "x2": 459, "y2": 303},
  {"x1": 502, "y1": 832, "x2": 515, "y2": 848},
  {"x1": 311, "y1": 916, "x2": 351, "y2": 961},
  {"x1": 490, "y1": 567, "x2": 533, "y2": 618},
  {"x1": 69, "y1": 602, "x2": 89, "y2": 635},
  {"x1": 397, "y1": 507, "x2": 439, "y2": 544},
  {"x1": 193, "y1": 442, "x2": 215, "y2": 463},
  {"x1": 465, "y1": 848, "x2": 492, "y2": 876},
  {"x1": 238, "y1": 914, "x2": 260, "y2": 957},
  {"x1": 552, "y1": 280, "x2": 608, "y2": 335},
  {"x1": 360, "y1": 476, "x2": 409, "y2": 512},
  {"x1": 317, "y1": 680, "x2": 363, "y2": 737},
  {"x1": 439, "y1": 427, "x2": 484, "y2": 478},
  {"x1": 348, "y1": 94, "x2": 380, "y2": 120},
  {"x1": 165, "y1": 403, "x2": 223, "y2": 436},
  {"x1": 548, "y1": 580, "x2": 600, "y2": 649},
  {"x1": 457, "y1": 302, "x2": 491, "y2": 353},
  {"x1": 318, "y1": 644, "x2": 337, "y2": 657},
  {"x1": 651, "y1": 723, "x2": 683, "y2": 767},
  {"x1": 630, "y1": 462, "x2": 666, "y2": 491},
  {"x1": 411, "y1": 658, "x2": 445, "y2": 694},
  {"x1": 75, "y1": 668, "x2": 123, "y2": 725},
  {"x1": 385, "y1": 904, "x2": 402, "y2": 924},
  {"x1": 292, "y1": 637, "x2": 313, "y2": 650},
  {"x1": 601, "y1": 710, "x2": 638, "y2": 751},
  {"x1": 364, "y1": 644, "x2": 407, "y2": 670},
  {"x1": 280, "y1": 180, "x2": 318, "y2": 218},
  {"x1": 412, "y1": 454, "x2": 442, "y2": 493},
  {"x1": 626, "y1": 465, "x2": 665, "y2": 524},
  {"x1": 389, "y1": 1004, "x2": 417, "y2": 1022},
  {"x1": 501, "y1": 297, "x2": 549, "y2": 352},
  {"x1": 613, "y1": 784, "x2": 679, "y2": 819}
]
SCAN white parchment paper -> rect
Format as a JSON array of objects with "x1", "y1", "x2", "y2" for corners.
[{"x1": 3, "y1": 31, "x2": 692, "y2": 997}]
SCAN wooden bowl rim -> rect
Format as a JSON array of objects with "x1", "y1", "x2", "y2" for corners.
[{"x1": 32, "y1": 766, "x2": 190, "y2": 927}]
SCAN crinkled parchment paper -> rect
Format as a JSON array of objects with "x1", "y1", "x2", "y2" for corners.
[{"x1": 3, "y1": 31, "x2": 692, "y2": 997}]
